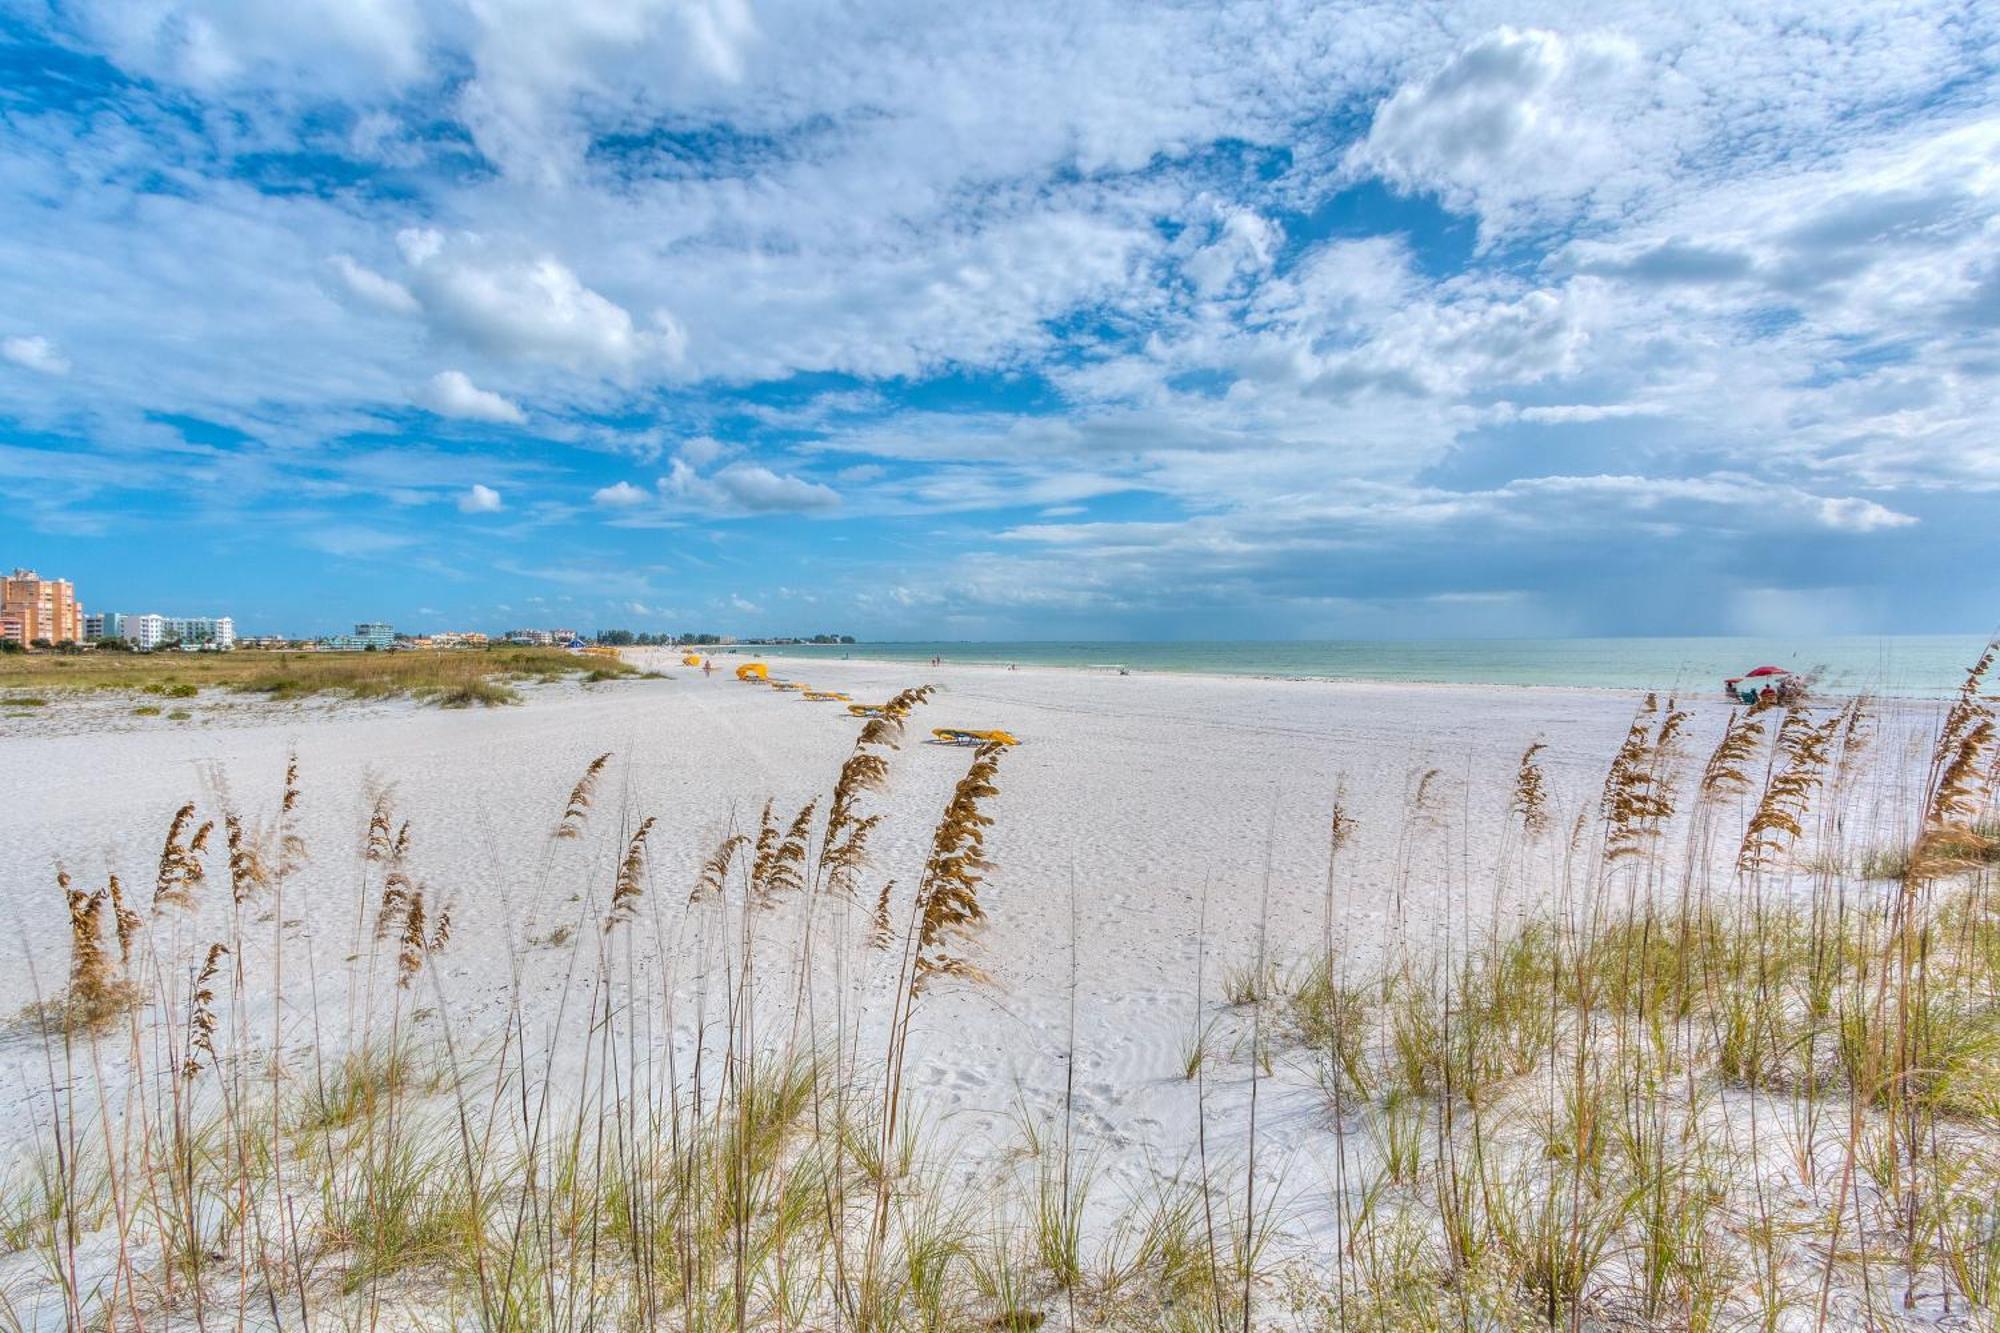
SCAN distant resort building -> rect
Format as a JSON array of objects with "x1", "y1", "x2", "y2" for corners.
[
  {"x1": 2, "y1": 568, "x2": 84, "y2": 646},
  {"x1": 321, "y1": 621, "x2": 395, "y2": 652},
  {"x1": 5, "y1": 567, "x2": 241, "y2": 652},
  {"x1": 504, "y1": 627, "x2": 589, "y2": 647},
  {"x1": 88, "y1": 611, "x2": 236, "y2": 650}
]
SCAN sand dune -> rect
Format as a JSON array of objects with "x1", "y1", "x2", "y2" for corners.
[{"x1": 0, "y1": 654, "x2": 1960, "y2": 1324}]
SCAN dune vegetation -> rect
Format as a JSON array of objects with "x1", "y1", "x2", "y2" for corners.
[
  {"x1": 0, "y1": 645, "x2": 635, "y2": 708},
  {"x1": 7, "y1": 655, "x2": 2000, "y2": 1331}
]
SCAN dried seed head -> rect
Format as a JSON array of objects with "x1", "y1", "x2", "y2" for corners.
[
  {"x1": 912, "y1": 742, "x2": 1005, "y2": 994},
  {"x1": 225, "y1": 814, "x2": 270, "y2": 905},
  {"x1": 375, "y1": 870, "x2": 414, "y2": 940},
  {"x1": 752, "y1": 801, "x2": 815, "y2": 909},
  {"x1": 182, "y1": 943, "x2": 228, "y2": 1080},
  {"x1": 397, "y1": 888, "x2": 429, "y2": 987},
  {"x1": 1698, "y1": 711, "x2": 1765, "y2": 804},
  {"x1": 605, "y1": 816, "x2": 658, "y2": 931},
  {"x1": 1601, "y1": 696, "x2": 1688, "y2": 861},
  {"x1": 153, "y1": 802, "x2": 207, "y2": 912},
  {"x1": 365, "y1": 795, "x2": 394, "y2": 862},
  {"x1": 554, "y1": 752, "x2": 612, "y2": 840},
  {"x1": 109, "y1": 876, "x2": 141, "y2": 965},
  {"x1": 869, "y1": 879, "x2": 896, "y2": 950},
  {"x1": 1510, "y1": 742, "x2": 1549, "y2": 837},
  {"x1": 1737, "y1": 708, "x2": 1841, "y2": 874},
  {"x1": 690, "y1": 831, "x2": 748, "y2": 905}
]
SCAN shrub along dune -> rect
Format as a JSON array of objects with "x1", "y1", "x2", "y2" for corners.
[
  {"x1": 0, "y1": 645, "x2": 634, "y2": 708},
  {"x1": 7, "y1": 656, "x2": 2000, "y2": 1330}
]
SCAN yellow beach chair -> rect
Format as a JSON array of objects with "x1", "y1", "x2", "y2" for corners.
[
  {"x1": 931, "y1": 727, "x2": 1020, "y2": 747},
  {"x1": 847, "y1": 703, "x2": 888, "y2": 717},
  {"x1": 735, "y1": 662, "x2": 769, "y2": 682},
  {"x1": 803, "y1": 690, "x2": 852, "y2": 702},
  {"x1": 770, "y1": 681, "x2": 805, "y2": 692}
]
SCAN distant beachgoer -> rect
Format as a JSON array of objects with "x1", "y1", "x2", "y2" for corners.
[
  {"x1": 1008, "y1": 663, "x2": 1017, "y2": 671},
  {"x1": 703, "y1": 658, "x2": 714, "y2": 676}
]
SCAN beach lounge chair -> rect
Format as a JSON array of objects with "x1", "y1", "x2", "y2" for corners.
[
  {"x1": 802, "y1": 690, "x2": 852, "y2": 701},
  {"x1": 735, "y1": 662, "x2": 769, "y2": 681},
  {"x1": 770, "y1": 681, "x2": 805, "y2": 691},
  {"x1": 847, "y1": 703, "x2": 888, "y2": 717},
  {"x1": 931, "y1": 727, "x2": 1020, "y2": 747}
]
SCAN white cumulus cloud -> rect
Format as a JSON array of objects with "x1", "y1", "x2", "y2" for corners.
[
  {"x1": 593, "y1": 480, "x2": 650, "y2": 508},
  {"x1": 1349, "y1": 27, "x2": 1645, "y2": 233},
  {"x1": 661, "y1": 458, "x2": 840, "y2": 513},
  {"x1": 458, "y1": 483, "x2": 504, "y2": 513},
  {"x1": 397, "y1": 229, "x2": 677, "y2": 372},
  {"x1": 715, "y1": 463, "x2": 840, "y2": 512},
  {"x1": 418, "y1": 370, "x2": 526, "y2": 423}
]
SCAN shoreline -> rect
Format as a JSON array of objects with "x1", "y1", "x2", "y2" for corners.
[{"x1": 727, "y1": 644, "x2": 1952, "y2": 703}]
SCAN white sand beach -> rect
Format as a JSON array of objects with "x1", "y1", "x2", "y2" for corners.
[
  {"x1": 0, "y1": 655, "x2": 1971, "y2": 1327},
  {"x1": 0, "y1": 665, "x2": 1932, "y2": 1142}
]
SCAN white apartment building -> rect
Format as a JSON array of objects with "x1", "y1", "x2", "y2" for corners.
[{"x1": 114, "y1": 613, "x2": 236, "y2": 650}]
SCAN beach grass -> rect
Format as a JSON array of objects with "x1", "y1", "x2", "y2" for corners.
[
  {"x1": 7, "y1": 657, "x2": 2000, "y2": 1328},
  {"x1": 0, "y1": 644, "x2": 634, "y2": 707}
]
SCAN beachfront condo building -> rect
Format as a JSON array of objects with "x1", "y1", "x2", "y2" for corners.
[
  {"x1": 1, "y1": 568, "x2": 84, "y2": 645},
  {"x1": 154, "y1": 616, "x2": 235, "y2": 650},
  {"x1": 89, "y1": 611, "x2": 237, "y2": 650},
  {"x1": 322, "y1": 622, "x2": 395, "y2": 651}
]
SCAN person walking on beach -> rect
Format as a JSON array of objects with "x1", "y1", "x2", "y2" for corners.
[{"x1": 703, "y1": 658, "x2": 714, "y2": 676}]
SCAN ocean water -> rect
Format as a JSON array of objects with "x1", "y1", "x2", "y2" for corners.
[{"x1": 742, "y1": 636, "x2": 1992, "y2": 698}]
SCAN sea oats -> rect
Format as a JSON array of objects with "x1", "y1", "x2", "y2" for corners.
[
  {"x1": 555, "y1": 752, "x2": 612, "y2": 840},
  {"x1": 108, "y1": 875, "x2": 141, "y2": 965},
  {"x1": 182, "y1": 943, "x2": 228, "y2": 1080},
  {"x1": 1738, "y1": 708, "x2": 1842, "y2": 874},
  {"x1": 153, "y1": 803, "x2": 209, "y2": 912},
  {"x1": 605, "y1": 816, "x2": 658, "y2": 931},
  {"x1": 690, "y1": 830, "x2": 748, "y2": 905},
  {"x1": 1511, "y1": 741, "x2": 1549, "y2": 837},
  {"x1": 912, "y1": 741, "x2": 1005, "y2": 993},
  {"x1": 1697, "y1": 710, "x2": 1765, "y2": 805},
  {"x1": 226, "y1": 813, "x2": 271, "y2": 905}
]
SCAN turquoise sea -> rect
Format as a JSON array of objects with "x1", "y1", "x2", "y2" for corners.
[{"x1": 742, "y1": 636, "x2": 1993, "y2": 698}]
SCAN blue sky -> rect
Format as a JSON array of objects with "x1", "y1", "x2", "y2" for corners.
[{"x1": 1, "y1": 2, "x2": 1997, "y2": 639}]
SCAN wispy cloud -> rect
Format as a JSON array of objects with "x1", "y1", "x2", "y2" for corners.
[{"x1": 2, "y1": 335, "x2": 71, "y2": 375}]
